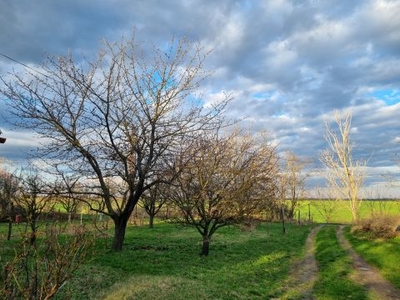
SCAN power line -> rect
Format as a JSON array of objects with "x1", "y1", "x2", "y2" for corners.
[
  {"x1": 0, "y1": 52, "x2": 32, "y2": 69},
  {"x1": 0, "y1": 52, "x2": 49, "y2": 77}
]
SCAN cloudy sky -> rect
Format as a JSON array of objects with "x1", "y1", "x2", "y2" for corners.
[{"x1": 0, "y1": 0, "x2": 399, "y2": 197}]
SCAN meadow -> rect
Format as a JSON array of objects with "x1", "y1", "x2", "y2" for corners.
[
  {"x1": 1, "y1": 200, "x2": 400, "y2": 299},
  {"x1": 297, "y1": 199, "x2": 400, "y2": 224}
]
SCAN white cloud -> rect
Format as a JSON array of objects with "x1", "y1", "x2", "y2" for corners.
[{"x1": 1, "y1": 0, "x2": 400, "y2": 196}]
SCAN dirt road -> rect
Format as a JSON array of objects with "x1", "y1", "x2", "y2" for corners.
[{"x1": 282, "y1": 225, "x2": 400, "y2": 299}]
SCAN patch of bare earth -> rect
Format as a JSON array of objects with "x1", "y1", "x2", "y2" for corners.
[
  {"x1": 278, "y1": 225, "x2": 321, "y2": 300},
  {"x1": 337, "y1": 225, "x2": 400, "y2": 300}
]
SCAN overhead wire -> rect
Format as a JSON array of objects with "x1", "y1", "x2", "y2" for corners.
[{"x1": 0, "y1": 52, "x2": 49, "y2": 77}]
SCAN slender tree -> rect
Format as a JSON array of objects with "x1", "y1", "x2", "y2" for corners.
[
  {"x1": 139, "y1": 182, "x2": 168, "y2": 228},
  {"x1": 320, "y1": 110, "x2": 366, "y2": 222},
  {"x1": 278, "y1": 151, "x2": 309, "y2": 219},
  {"x1": 1, "y1": 33, "x2": 230, "y2": 250}
]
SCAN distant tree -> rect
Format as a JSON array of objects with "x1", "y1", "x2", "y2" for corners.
[
  {"x1": 320, "y1": 111, "x2": 366, "y2": 222},
  {"x1": 54, "y1": 173, "x2": 81, "y2": 222},
  {"x1": 0, "y1": 169, "x2": 20, "y2": 240},
  {"x1": 1, "y1": 33, "x2": 230, "y2": 251},
  {"x1": 13, "y1": 169, "x2": 56, "y2": 245},
  {"x1": 312, "y1": 189, "x2": 338, "y2": 223},
  {"x1": 139, "y1": 182, "x2": 168, "y2": 228},
  {"x1": 170, "y1": 130, "x2": 278, "y2": 256},
  {"x1": 277, "y1": 151, "x2": 310, "y2": 219}
]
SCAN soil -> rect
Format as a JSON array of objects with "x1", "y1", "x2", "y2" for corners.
[
  {"x1": 283, "y1": 225, "x2": 321, "y2": 299},
  {"x1": 284, "y1": 225, "x2": 400, "y2": 299}
]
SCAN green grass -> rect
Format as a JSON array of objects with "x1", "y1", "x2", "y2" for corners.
[
  {"x1": 345, "y1": 227, "x2": 400, "y2": 290},
  {"x1": 49, "y1": 222, "x2": 311, "y2": 299},
  {"x1": 312, "y1": 226, "x2": 369, "y2": 300},
  {"x1": 2, "y1": 220, "x2": 399, "y2": 299},
  {"x1": 298, "y1": 200, "x2": 400, "y2": 224}
]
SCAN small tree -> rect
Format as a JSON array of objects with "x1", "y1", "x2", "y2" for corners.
[
  {"x1": 139, "y1": 182, "x2": 168, "y2": 228},
  {"x1": 54, "y1": 174, "x2": 81, "y2": 222},
  {"x1": 170, "y1": 130, "x2": 278, "y2": 256},
  {"x1": 320, "y1": 111, "x2": 366, "y2": 223},
  {"x1": 13, "y1": 170, "x2": 55, "y2": 245},
  {"x1": 277, "y1": 151, "x2": 309, "y2": 219},
  {"x1": 0, "y1": 169, "x2": 20, "y2": 240}
]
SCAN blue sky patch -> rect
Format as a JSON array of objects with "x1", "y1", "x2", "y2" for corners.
[{"x1": 370, "y1": 89, "x2": 400, "y2": 105}]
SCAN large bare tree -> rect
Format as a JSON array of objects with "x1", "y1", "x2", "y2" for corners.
[
  {"x1": 1, "y1": 34, "x2": 230, "y2": 250},
  {"x1": 320, "y1": 111, "x2": 366, "y2": 222},
  {"x1": 170, "y1": 130, "x2": 278, "y2": 256}
]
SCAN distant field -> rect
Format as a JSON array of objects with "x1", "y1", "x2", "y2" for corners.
[{"x1": 297, "y1": 199, "x2": 400, "y2": 224}]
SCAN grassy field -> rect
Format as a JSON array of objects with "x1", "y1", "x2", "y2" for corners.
[
  {"x1": 1, "y1": 215, "x2": 400, "y2": 299},
  {"x1": 1, "y1": 222, "x2": 311, "y2": 299},
  {"x1": 297, "y1": 199, "x2": 400, "y2": 224}
]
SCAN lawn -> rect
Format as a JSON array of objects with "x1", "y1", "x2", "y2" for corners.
[
  {"x1": 1, "y1": 222, "x2": 311, "y2": 299},
  {"x1": 1, "y1": 219, "x2": 400, "y2": 299}
]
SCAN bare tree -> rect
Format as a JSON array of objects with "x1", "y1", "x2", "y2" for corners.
[
  {"x1": 1, "y1": 33, "x2": 230, "y2": 251},
  {"x1": 139, "y1": 182, "x2": 168, "y2": 228},
  {"x1": 13, "y1": 169, "x2": 56, "y2": 245},
  {"x1": 277, "y1": 151, "x2": 309, "y2": 219},
  {"x1": 0, "y1": 169, "x2": 20, "y2": 240},
  {"x1": 170, "y1": 130, "x2": 278, "y2": 256},
  {"x1": 320, "y1": 111, "x2": 366, "y2": 222}
]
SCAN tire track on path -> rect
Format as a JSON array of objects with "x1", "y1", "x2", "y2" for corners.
[
  {"x1": 337, "y1": 225, "x2": 400, "y2": 300},
  {"x1": 280, "y1": 225, "x2": 321, "y2": 300}
]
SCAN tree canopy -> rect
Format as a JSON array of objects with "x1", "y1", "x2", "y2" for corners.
[{"x1": 1, "y1": 34, "x2": 230, "y2": 250}]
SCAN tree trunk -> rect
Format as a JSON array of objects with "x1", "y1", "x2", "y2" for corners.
[
  {"x1": 112, "y1": 215, "x2": 129, "y2": 251},
  {"x1": 149, "y1": 214, "x2": 154, "y2": 228},
  {"x1": 7, "y1": 219, "x2": 12, "y2": 241},
  {"x1": 201, "y1": 235, "x2": 210, "y2": 256}
]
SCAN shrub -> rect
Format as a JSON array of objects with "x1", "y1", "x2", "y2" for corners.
[
  {"x1": 351, "y1": 214, "x2": 400, "y2": 239},
  {"x1": 1, "y1": 223, "x2": 93, "y2": 299}
]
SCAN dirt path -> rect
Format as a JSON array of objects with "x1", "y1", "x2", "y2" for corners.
[
  {"x1": 282, "y1": 225, "x2": 322, "y2": 299},
  {"x1": 337, "y1": 225, "x2": 400, "y2": 300}
]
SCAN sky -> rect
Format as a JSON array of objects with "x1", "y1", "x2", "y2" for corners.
[{"x1": 0, "y1": 0, "x2": 400, "y2": 197}]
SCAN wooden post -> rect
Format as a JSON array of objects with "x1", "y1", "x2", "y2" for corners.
[
  {"x1": 281, "y1": 204, "x2": 286, "y2": 234},
  {"x1": 298, "y1": 209, "x2": 301, "y2": 226}
]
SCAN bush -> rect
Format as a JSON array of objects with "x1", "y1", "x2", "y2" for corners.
[
  {"x1": 351, "y1": 214, "x2": 400, "y2": 239},
  {"x1": 1, "y1": 223, "x2": 93, "y2": 299}
]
